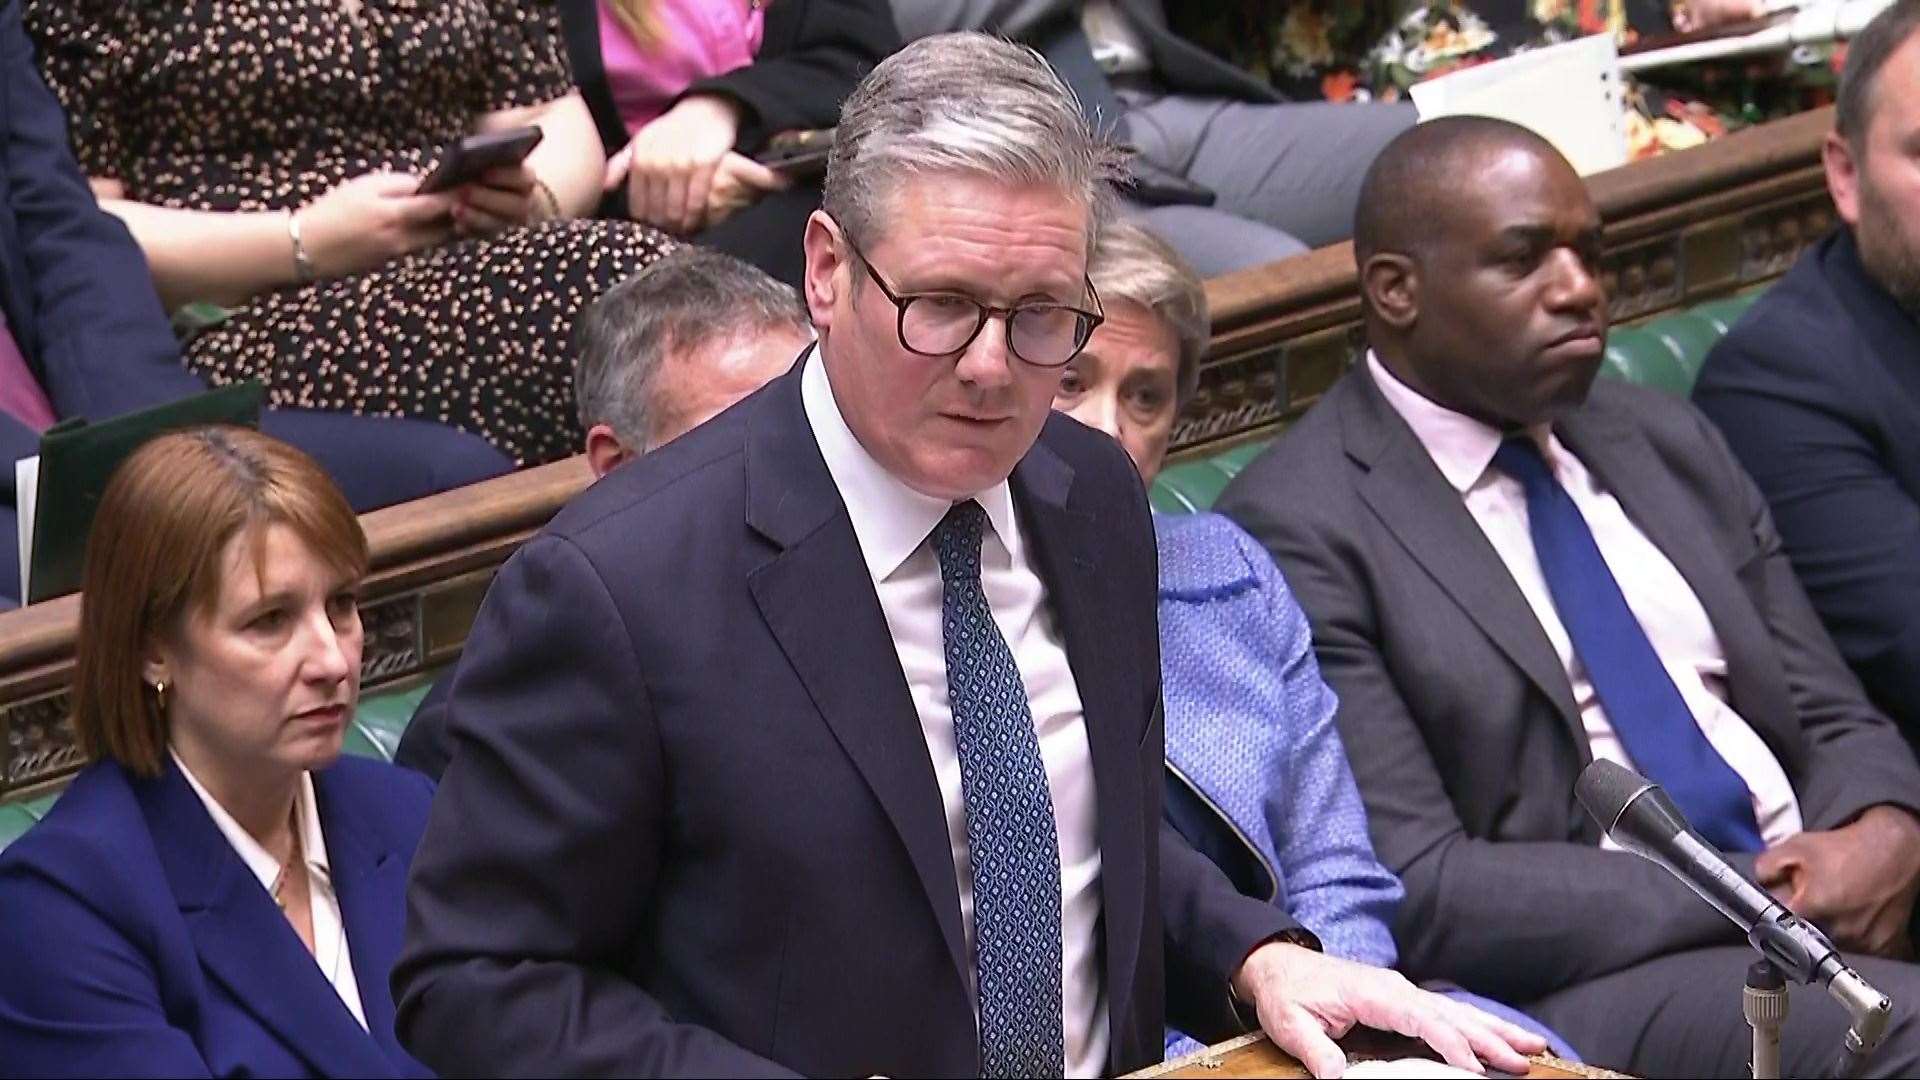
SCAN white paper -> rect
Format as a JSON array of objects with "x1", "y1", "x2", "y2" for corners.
[
  {"x1": 15, "y1": 454, "x2": 36, "y2": 604},
  {"x1": 1410, "y1": 32, "x2": 1629, "y2": 176}
]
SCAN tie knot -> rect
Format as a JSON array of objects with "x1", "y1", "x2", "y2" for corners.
[
  {"x1": 932, "y1": 500, "x2": 988, "y2": 584},
  {"x1": 1491, "y1": 435, "x2": 1554, "y2": 492}
]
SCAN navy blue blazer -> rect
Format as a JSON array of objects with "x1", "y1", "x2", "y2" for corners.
[
  {"x1": 393, "y1": 356, "x2": 1296, "y2": 1078},
  {"x1": 0, "y1": 2, "x2": 507, "y2": 535},
  {"x1": 1694, "y1": 228, "x2": 1920, "y2": 750},
  {"x1": 0, "y1": 755, "x2": 435, "y2": 1079}
]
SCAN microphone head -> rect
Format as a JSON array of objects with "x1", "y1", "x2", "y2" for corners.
[
  {"x1": 1576, "y1": 759, "x2": 1694, "y2": 861},
  {"x1": 1575, "y1": 759, "x2": 1652, "y2": 834}
]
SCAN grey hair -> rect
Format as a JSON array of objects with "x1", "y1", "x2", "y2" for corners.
[
  {"x1": 822, "y1": 31, "x2": 1129, "y2": 255},
  {"x1": 1089, "y1": 220, "x2": 1209, "y2": 409},
  {"x1": 1836, "y1": 0, "x2": 1920, "y2": 151},
  {"x1": 572, "y1": 249, "x2": 811, "y2": 447}
]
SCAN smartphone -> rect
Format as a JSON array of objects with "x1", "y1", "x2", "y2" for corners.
[
  {"x1": 754, "y1": 129, "x2": 833, "y2": 180},
  {"x1": 416, "y1": 127, "x2": 545, "y2": 194}
]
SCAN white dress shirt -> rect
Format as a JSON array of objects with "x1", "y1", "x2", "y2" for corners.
[
  {"x1": 802, "y1": 355, "x2": 1108, "y2": 1076},
  {"x1": 173, "y1": 750, "x2": 369, "y2": 1031},
  {"x1": 1367, "y1": 354, "x2": 1803, "y2": 847}
]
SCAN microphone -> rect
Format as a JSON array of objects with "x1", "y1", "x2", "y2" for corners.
[{"x1": 1576, "y1": 760, "x2": 1892, "y2": 1074}]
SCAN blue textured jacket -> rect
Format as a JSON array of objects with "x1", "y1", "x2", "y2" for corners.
[
  {"x1": 1155, "y1": 513, "x2": 1580, "y2": 1063},
  {"x1": 1156, "y1": 512, "x2": 1402, "y2": 967}
]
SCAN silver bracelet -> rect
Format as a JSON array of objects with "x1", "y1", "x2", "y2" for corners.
[
  {"x1": 286, "y1": 207, "x2": 317, "y2": 284},
  {"x1": 532, "y1": 178, "x2": 562, "y2": 223}
]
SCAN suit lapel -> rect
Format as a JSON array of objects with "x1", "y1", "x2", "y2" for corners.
[
  {"x1": 313, "y1": 768, "x2": 421, "y2": 1076},
  {"x1": 139, "y1": 764, "x2": 392, "y2": 1079},
  {"x1": 1339, "y1": 373, "x2": 1586, "y2": 746},
  {"x1": 743, "y1": 365, "x2": 970, "y2": 988},
  {"x1": 1011, "y1": 438, "x2": 1146, "y2": 1056}
]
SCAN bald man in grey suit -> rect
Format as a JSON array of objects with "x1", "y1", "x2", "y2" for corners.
[{"x1": 890, "y1": 0, "x2": 1414, "y2": 275}]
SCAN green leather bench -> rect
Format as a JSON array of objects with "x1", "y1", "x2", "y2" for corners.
[{"x1": 0, "y1": 291, "x2": 1765, "y2": 854}]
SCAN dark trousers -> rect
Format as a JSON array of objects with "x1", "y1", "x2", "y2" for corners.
[{"x1": 1527, "y1": 947, "x2": 1920, "y2": 1078}]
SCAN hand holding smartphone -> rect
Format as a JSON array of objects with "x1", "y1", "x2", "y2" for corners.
[
  {"x1": 753, "y1": 129, "x2": 832, "y2": 181},
  {"x1": 417, "y1": 127, "x2": 545, "y2": 194}
]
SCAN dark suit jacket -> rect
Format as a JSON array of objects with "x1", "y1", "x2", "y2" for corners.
[
  {"x1": 1216, "y1": 367, "x2": 1920, "y2": 1006},
  {"x1": 0, "y1": 0, "x2": 198, "y2": 471},
  {"x1": 393, "y1": 358, "x2": 1295, "y2": 1077},
  {"x1": 0, "y1": 755, "x2": 435, "y2": 1078},
  {"x1": 1693, "y1": 228, "x2": 1920, "y2": 751},
  {"x1": 561, "y1": 0, "x2": 898, "y2": 158}
]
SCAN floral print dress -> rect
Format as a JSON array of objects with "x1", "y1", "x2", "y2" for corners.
[{"x1": 26, "y1": 0, "x2": 677, "y2": 466}]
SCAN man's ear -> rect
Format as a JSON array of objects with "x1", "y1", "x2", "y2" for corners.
[
  {"x1": 584, "y1": 424, "x2": 635, "y2": 479},
  {"x1": 1361, "y1": 252, "x2": 1420, "y2": 331},
  {"x1": 801, "y1": 210, "x2": 846, "y2": 335},
  {"x1": 1824, "y1": 130, "x2": 1862, "y2": 228}
]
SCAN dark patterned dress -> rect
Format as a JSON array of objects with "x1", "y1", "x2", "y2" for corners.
[{"x1": 26, "y1": 0, "x2": 676, "y2": 465}]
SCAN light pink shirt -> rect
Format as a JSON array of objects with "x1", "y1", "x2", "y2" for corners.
[
  {"x1": 598, "y1": 0, "x2": 766, "y2": 135},
  {"x1": 802, "y1": 353, "x2": 1108, "y2": 1077},
  {"x1": 1366, "y1": 352, "x2": 1803, "y2": 847}
]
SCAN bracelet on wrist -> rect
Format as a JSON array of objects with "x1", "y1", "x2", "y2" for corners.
[
  {"x1": 286, "y1": 208, "x2": 317, "y2": 284},
  {"x1": 532, "y1": 178, "x2": 562, "y2": 223}
]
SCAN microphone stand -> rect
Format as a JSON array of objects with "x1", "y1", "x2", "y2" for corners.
[
  {"x1": 1745, "y1": 960, "x2": 1786, "y2": 1080},
  {"x1": 1747, "y1": 918, "x2": 1892, "y2": 1077}
]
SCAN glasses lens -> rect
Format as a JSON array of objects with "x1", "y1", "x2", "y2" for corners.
[
  {"x1": 1009, "y1": 306, "x2": 1092, "y2": 367},
  {"x1": 900, "y1": 295, "x2": 985, "y2": 355}
]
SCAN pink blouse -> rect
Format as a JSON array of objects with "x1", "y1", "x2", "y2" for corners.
[{"x1": 599, "y1": 0, "x2": 766, "y2": 135}]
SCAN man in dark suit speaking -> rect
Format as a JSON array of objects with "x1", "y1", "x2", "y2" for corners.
[
  {"x1": 1218, "y1": 116, "x2": 1920, "y2": 1077},
  {"x1": 392, "y1": 33, "x2": 1543, "y2": 1080}
]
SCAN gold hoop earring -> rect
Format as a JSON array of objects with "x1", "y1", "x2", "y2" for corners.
[{"x1": 152, "y1": 679, "x2": 167, "y2": 714}]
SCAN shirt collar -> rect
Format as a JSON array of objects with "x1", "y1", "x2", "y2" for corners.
[
  {"x1": 800, "y1": 346, "x2": 1022, "y2": 582},
  {"x1": 1366, "y1": 350, "x2": 1549, "y2": 492},
  {"x1": 172, "y1": 749, "x2": 333, "y2": 896}
]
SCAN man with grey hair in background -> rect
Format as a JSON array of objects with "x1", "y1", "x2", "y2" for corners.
[
  {"x1": 393, "y1": 249, "x2": 813, "y2": 782},
  {"x1": 394, "y1": 32, "x2": 1543, "y2": 1078},
  {"x1": 571, "y1": 248, "x2": 815, "y2": 476}
]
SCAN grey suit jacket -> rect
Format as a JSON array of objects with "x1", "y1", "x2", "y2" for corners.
[{"x1": 1216, "y1": 367, "x2": 1920, "y2": 1005}]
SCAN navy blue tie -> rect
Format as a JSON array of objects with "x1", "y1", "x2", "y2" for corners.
[
  {"x1": 932, "y1": 501, "x2": 1066, "y2": 1079},
  {"x1": 1492, "y1": 437, "x2": 1765, "y2": 853}
]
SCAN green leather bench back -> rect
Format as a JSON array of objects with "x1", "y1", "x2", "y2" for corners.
[{"x1": 0, "y1": 290, "x2": 1767, "y2": 855}]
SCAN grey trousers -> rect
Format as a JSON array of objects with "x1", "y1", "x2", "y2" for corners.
[
  {"x1": 1118, "y1": 91, "x2": 1416, "y2": 275},
  {"x1": 1525, "y1": 946, "x2": 1920, "y2": 1078}
]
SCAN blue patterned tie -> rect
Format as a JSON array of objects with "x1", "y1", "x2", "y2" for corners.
[
  {"x1": 932, "y1": 501, "x2": 1066, "y2": 1079},
  {"x1": 1492, "y1": 436, "x2": 1765, "y2": 852}
]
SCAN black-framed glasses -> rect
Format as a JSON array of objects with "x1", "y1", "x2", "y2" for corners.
[{"x1": 847, "y1": 239, "x2": 1104, "y2": 369}]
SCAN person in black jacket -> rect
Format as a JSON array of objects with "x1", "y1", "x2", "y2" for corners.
[
  {"x1": 1693, "y1": 1, "x2": 1920, "y2": 753},
  {"x1": 565, "y1": 0, "x2": 900, "y2": 286}
]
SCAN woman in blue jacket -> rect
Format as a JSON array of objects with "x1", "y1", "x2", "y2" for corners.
[
  {"x1": 0, "y1": 428, "x2": 435, "y2": 1078},
  {"x1": 1056, "y1": 220, "x2": 1576, "y2": 1061}
]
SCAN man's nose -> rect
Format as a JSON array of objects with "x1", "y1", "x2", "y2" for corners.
[
  {"x1": 953, "y1": 315, "x2": 1017, "y2": 389},
  {"x1": 1545, "y1": 248, "x2": 1604, "y2": 313}
]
